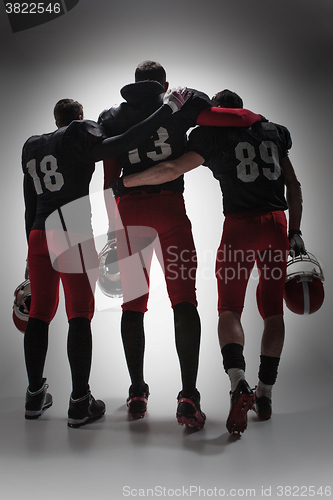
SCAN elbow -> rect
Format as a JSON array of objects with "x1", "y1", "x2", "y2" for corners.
[
  {"x1": 163, "y1": 164, "x2": 180, "y2": 182},
  {"x1": 296, "y1": 180, "x2": 303, "y2": 204},
  {"x1": 287, "y1": 180, "x2": 303, "y2": 205}
]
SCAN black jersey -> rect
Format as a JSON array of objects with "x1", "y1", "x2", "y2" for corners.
[
  {"x1": 98, "y1": 81, "x2": 211, "y2": 193},
  {"x1": 188, "y1": 121, "x2": 291, "y2": 215},
  {"x1": 22, "y1": 120, "x2": 106, "y2": 236},
  {"x1": 23, "y1": 102, "x2": 176, "y2": 237}
]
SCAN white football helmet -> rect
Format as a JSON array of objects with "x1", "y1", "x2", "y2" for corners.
[
  {"x1": 284, "y1": 252, "x2": 325, "y2": 315},
  {"x1": 97, "y1": 237, "x2": 123, "y2": 298},
  {"x1": 13, "y1": 279, "x2": 31, "y2": 332}
]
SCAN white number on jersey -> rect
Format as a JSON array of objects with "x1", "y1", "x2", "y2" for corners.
[
  {"x1": 129, "y1": 127, "x2": 172, "y2": 165},
  {"x1": 235, "y1": 142, "x2": 259, "y2": 182},
  {"x1": 235, "y1": 141, "x2": 281, "y2": 182},
  {"x1": 260, "y1": 141, "x2": 281, "y2": 180},
  {"x1": 27, "y1": 155, "x2": 64, "y2": 194}
]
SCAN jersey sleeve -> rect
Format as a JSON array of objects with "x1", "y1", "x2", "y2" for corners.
[
  {"x1": 68, "y1": 120, "x2": 106, "y2": 160},
  {"x1": 196, "y1": 107, "x2": 263, "y2": 127},
  {"x1": 186, "y1": 126, "x2": 214, "y2": 163},
  {"x1": 98, "y1": 109, "x2": 108, "y2": 125},
  {"x1": 22, "y1": 144, "x2": 38, "y2": 241},
  {"x1": 280, "y1": 125, "x2": 292, "y2": 156},
  {"x1": 91, "y1": 104, "x2": 173, "y2": 162},
  {"x1": 98, "y1": 108, "x2": 117, "y2": 136},
  {"x1": 178, "y1": 89, "x2": 212, "y2": 126}
]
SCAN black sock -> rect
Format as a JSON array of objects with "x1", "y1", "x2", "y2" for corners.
[
  {"x1": 67, "y1": 317, "x2": 92, "y2": 399},
  {"x1": 258, "y1": 355, "x2": 280, "y2": 385},
  {"x1": 24, "y1": 317, "x2": 49, "y2": 392},
  {"x1": 173, "y1": 302, "x2": 201, "y2": 393},
  {"x1": 121, "y1": 310, "x2": 145, "y2": 390},
  {"x1": 221, "y1": 343, "x2": 246, "y2": 373}
]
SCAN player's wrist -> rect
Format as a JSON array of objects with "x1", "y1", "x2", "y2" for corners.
[
  {"x1": 110, "y1": 176, "x2": 125, "y2": 197},
  {"x1": 165, "y1": 101, "x2": 179, "y2": 113},
  {"x1": 163, "y1": 87, "x2": 192, "y2": 114},
  {"x1": 288, "y1": 229, "x2": 302, "y2": 238}
]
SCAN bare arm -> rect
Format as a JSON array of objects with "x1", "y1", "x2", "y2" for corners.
[
  {"x1": 123, "y1": 151, "x2": 205, "y2": 188},
  {"x1": 281, "y1": 155, "x2": 303, "y2": 231}
]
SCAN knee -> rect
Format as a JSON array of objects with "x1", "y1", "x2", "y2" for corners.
[{"x1": 173, "y1": 301, "x2": 198, "y2": 316}]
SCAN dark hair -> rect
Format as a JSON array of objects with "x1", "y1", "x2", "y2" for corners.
[
  {"x1": 135, "y1": 60, "x2": 166, "y2": 86},
  {"x1": 211, "y1": 89, "x2": 243, "y2": 109},
  {"x1": 53, "y1": 99, "x2": 84, "y2": 127}
]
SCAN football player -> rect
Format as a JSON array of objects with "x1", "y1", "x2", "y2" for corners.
[
  {"x1": 112, "y1": 89, "x2": 305, "y2": 434},
  {"x1": 98, "y1": 61, "x2": 264, "y2": 428},
  {"x1": 22, "y1": 91, "x2": 190, "y2": 427}
]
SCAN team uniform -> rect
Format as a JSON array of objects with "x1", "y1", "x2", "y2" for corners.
[
  {"x1": 23, "y1": 121, "x2": 104, "y2": 323},
  {"x1": 22, "y1": 102, "x2": 178, "y2": 425},
  {"x1": 98, "y1": 81, "x2": 263, "y2": 427},
  {"x1": 24, "y1": 104, "x2": 178, "y2": 322},
  {"x1": 99, "y1": 83, "x2": 211, "y2": 311},
  {"x1": 99, "y1": 81, "x2": 263, "y2": 312},
  {"x1": 186, "y1": 118, "x2": 293, "y2": 433},
  {"x1": 187, "y1": 120, "x2": 291, "y2": 318}
]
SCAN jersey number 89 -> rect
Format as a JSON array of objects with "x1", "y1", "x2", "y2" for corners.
[{"x1": 236, "y1": 141, "x2": 281, "y2": 183}]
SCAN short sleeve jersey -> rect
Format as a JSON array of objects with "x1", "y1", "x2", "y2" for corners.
[
  {"x1": 98, "y1": 81, "x2": 211, "y2": 193},
  {"x1": 22, "y1": 120, "x2": 106, "y2": 234},
  {"x1": 188, "y1": 121, "x2": 291, "y2": 214}
]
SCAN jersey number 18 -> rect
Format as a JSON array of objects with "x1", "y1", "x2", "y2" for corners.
[{"x1": 27, "y1": 155, "x2": 64, "y2": 194}]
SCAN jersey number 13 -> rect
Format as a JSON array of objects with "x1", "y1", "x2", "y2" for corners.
[{"x1": 128, "y1": 127, "x2": 172, "y2": 164}]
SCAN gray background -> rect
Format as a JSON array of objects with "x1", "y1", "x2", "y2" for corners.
[{"x1": 0, "y1": 1, "x2": 332, "y2": 499}]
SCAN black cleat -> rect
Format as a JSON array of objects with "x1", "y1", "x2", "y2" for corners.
[
  {"x1": 25, "y1": 378, "x2": 53, "y2": 420},
  {"x1": 176, "y1": 389, "x2": 206, "y2": 429},
  {"x1": 68, "y1": 390, "x2": 105, "y2": 428},
  {"x1": 226, "y1": 380, "x2": 255, "y2": 435},
  {"x1": 126, "y1": 384, "x2": 150, "y2": 419},
  {"x1": 255, "y1": 394, "x2": 272, "y2": 421}
]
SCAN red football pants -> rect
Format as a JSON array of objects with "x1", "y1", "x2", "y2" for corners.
[
  {"x1": 28, "y1": 230, "x2": 98, "y2": 323},
  {"x1": 115, "y1": 192, "x2": 197, "y2": 312},
  {"x1": 215, "y1": 211, "x2": 289, "y2": 318}
]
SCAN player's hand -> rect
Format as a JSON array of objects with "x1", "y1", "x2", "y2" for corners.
[
  {"x1": 163, "y1": 87, "x2": 192, "y2": 113},
  {"x1": 289, "y1": 230, "x2": 306, "y2": 257},
  {"x1": 110, "y1": 176, "x2": 126, "y2": 197}
]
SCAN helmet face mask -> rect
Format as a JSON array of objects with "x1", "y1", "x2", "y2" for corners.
[
  {"x1": 97, "y1": 239, "x2": 123, "y2": 299},
  {"x1": 284, "y1": 252, "x2": 325, "y2": 315},
  {"x1": 13, "y1": 279, "x2": 31, "y2": 332}
]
